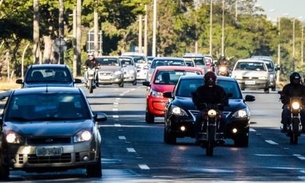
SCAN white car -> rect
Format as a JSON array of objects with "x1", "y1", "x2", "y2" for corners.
[
  {"x1": 119, "y1": 56, "x2": 137, "y2": 85},
  {"x1": 121, "y1": 52, "x2": 149, "y2": 80}
]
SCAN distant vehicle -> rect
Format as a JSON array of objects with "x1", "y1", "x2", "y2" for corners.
[
  {"x1": 146, "y1": 57, "x2": 186, "y2": 82},
  {"x1": 147, "y1": 56, "x2": 155, "y2": 65},
  {"x1": 251, "y1": 55, "x2": 280, "y2": 91},
  {"x1": 119, "y1": 56, "x2": 137, "y2": 85},
  {"x1": 0, "y1": 87, "x2": 108, "y2": 180},
  {"x1": 184, "y1": 58, "x2": 195, "y2": 67},
  {"x1": 16, "y1": 64, "x2": 82, "y2": 88},
  {"x1": 121, "y1": 52, "x2": 149, "y2": 80},
  {"x1": 203, "y1": 54, "x2": 214, "y2": 72},
  {"x1": 163, "y1": 75, "x2": 255, "y2": 147},
  {"x1": 95, "y1": 56, "x2": 124, "y2": 87},
  {"x1": 183, "y1": 53, "x2": 207, "y2": 74},
  {"x1": 142, "y1": 66, "x2": 204, "y2": 123},
  {"x1": 231, "y1": 58, "x2": 271, "y2": 93}
]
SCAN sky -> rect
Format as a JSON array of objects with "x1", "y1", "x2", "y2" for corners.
[{"x1": 256, "y1": 0, "x2": 305, "y2": 21}]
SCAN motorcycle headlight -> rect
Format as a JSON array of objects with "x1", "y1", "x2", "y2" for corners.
[
  {"x1": 292, "y1": 101, "x2": 300, "y2": 110},
  {"x1": 232, "y1": 108, "x2": 249, "y2": 118},
  {"x1": 219, "y1": 66, "x2": 227, "y2": 72},
  {"x1": 170, "y1": 105, "x2": 188, "y2": 116},
  {"x1": 74, "y1": 130, "x2": 92, "y2": 142},
  {"x1": 150, "y1": 89, "x2": 163, "y2": 97},
  {"x1": 207, "y1": 109, "x2": 217, "y2": 118},
  {"x1": 5, "y1": 131, "x2": 24, "y2": 144}
]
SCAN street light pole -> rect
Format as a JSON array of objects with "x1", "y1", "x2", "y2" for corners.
[
  {"x1": 293, "y1": 18, "x2": 295, "y2": 71},
  {"x1": 209, "y1": 0, "x2": 212, "y2": 55},
  {"x1": 152, "y1": 0, "x2": 157, "y2": 57},
  {"x1": 221, "y1": 0, "x2": 225, "y2": 56},
  {"x1": 277, "y1": 17, "x2": 281, "y2": 82}
]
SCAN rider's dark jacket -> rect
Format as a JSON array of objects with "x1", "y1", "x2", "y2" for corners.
[
  {"x1": 192, "y1": 84, "x2": 228, "y2": 110},
  {"x1": 280, "y1": 83, "x2": 305, "y2": 105},
  {"x1": 85, "y1": 58, "x2": 98, "y2": 69}
]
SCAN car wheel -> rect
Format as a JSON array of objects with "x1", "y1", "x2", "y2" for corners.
[
  {"x1": 164, "y1": 128, "x2": 176, "y2": 144},
  {"x1": 234, "y1": 133, "x2": 249, "y2": 147},
  {"x1": 145, "y1": 111, "x2": 155, "y2": 123},
  {"x1": 132, "y1": 80, "x2": 137, "y2": 85},
  {"x1": 271, "y1": 86, "x2": 276, "y2": 91},
  {"x1": 0, "y1": 157, "x2": 9, "y2": 180},
  {"x1": 86, "y1": 152, "x2": 102, "y2": 178},
  {"x1": 119, "y1": 82, "x2": 124, "y2": 87},
  {"x1": 264, "y1": 88, "x2": 269, "y2": 93}
]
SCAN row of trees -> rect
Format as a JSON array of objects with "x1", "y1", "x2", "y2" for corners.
[{"x1": 0, "y1": 0, "x2": 304, "y2": 81}]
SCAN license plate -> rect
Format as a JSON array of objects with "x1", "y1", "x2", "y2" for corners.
[
  {"x1": 245, "y1": 80, "x2": 255, "y2": 84},
  {"x1": 36, "y1": 147, "x2": 63, "y2": 157}
]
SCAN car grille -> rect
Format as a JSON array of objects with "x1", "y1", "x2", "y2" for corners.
[
  {"x1": 27, "y1": 137, "x2": 71, "y2": 145},
  {"x1": 189, "y1": 109, "x2": 231, "y2": 121},
  {"x1": 27, "y1": 153, "x2": 72, "y2": 164},
  {"x1": 99, "y1": 72, "x2": 113, "y2": 76}
]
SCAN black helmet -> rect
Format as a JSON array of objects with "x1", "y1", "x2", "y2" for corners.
[
  {"x1": 290, "y1": 72, "x2": 301, "y2": 85},
  {"x1": 204, "y1": 71, "x2": 217, "y2": 87}
]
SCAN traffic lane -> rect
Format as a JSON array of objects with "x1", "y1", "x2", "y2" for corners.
[{"x1": 99, "y1": 87, "x2": 305, "y2": 182}]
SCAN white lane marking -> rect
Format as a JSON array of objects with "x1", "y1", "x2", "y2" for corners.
[
  {"x1": 118, "y1": 136, "x2": 126, "y2": 140},
  {"x1": 114, "y1": 102, "x2": 119, "y2": 105},
  {"x1": 265, "y1": 140, "x2": 278, "y2": 145},
  {"x1": 255, "y1": 154, "x2": 289, "y2": 157},
  {"x1": 114, "y1": 124, "x2": 121, "y2": 127},
  {"x1": 115, "y1": 98, "x2": 121, "y2": 100},
  {"x1": 293, "y1": 154, "x2": 305, "y2": 160},
  {"x1": 139, "y1": 164, "x2": 150, "y2": 170},
  {"x1": 112, "y1": 108, "x2": 118, "y2": 111},
  {"x1": 250, "y1": 128, "x2": 256, "y2": 132},
  {"x1": 113, "y1": 115, "x2": 119, "y2": 118},
  {"x1": 127, "y1": 148, "x2": 136, "y2": 152}
]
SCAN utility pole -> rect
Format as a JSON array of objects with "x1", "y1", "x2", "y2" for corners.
[
  {"x1": 33, "y1": 0, "x2": 40, "y2": 64},
  {"x1": 76, "y1": 0, "x2": 82, "y2": 76},
  {"x1": 209, "y1": 0, "x2": 213, "y2": 55},
  {"x1": 144, "y1": 4, "x2": 148, "y2": 56},
  {"x1": 138, "y1": 15, "x2": 143, "y2": 53},
  {"x1": 221, "y1": 0, "x2": 225, "y2": 56},
  {"x1": 94, "y1": 9, "x2": 99, "y2": 56},
  {"x1": 58, "y1": 0, "x2": 64, "y2": 64},
  {"x1": 152, "y1": 0, "x2": 157, "y2": 57}
]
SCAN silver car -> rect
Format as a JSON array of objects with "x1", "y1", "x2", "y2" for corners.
[
  {"x1": 95, "y1": 56, "x2": 124, "y2": 87},
  {"x1": 119, "y1": 56, "x2": 137, "y2": 85},
  {"x1": 0, "y1": 87, "x2": 107, "y2": 180},
  {"x1": 121, "y1": 52, "x2": 149, "y2": 80}
]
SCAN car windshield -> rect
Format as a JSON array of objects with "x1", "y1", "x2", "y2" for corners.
[
  {"x1": 131, "y1": 56, "x2": 147, "y2": 64},
  {"x1": 235, "y1": 62, "x2": 267, "y2": 71},
  {"x1": 6, "y1": 93, "x2": 91, "y2": 121},
  {"x1": 25, "y1": 68, "x2": 73, "y2": 83},
  {"x1": 151, "y1": 59, "x2": 186, "y2": 69},
  {"x1": 176, "y1": 79, "x2": 242, "y2": 99},
  {"x1": 119, "y1": 58, "x2": 134, "y2": 66},
  {"x1": 183, "y1": 57, "x2": 205, "y2": 65},
  {"x1": 96, "y1": 57, "x2": 120, "y2": 66},
  {"x1": 154, "y1": 70, "x2": 202, "y2": 85}
]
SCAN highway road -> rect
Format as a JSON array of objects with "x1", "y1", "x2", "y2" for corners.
[{"x1": 1, "y1": 83, "x2": 305, "y2": 183}]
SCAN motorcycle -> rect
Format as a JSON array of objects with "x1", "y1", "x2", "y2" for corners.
[
  {"x1": 278, "y1": 91, "x2": 303, "y2": 144},
  {"x1": 85, "y1": 67, "x2": 99, "y2": 93},
  {"x1": 196, "y1": 103, "x2": 225, "y2": 156}
]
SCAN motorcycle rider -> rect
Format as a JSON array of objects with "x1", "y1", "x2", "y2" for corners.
[
  {"x1": 216, "y1": 55, "x2": 230, "y2": 76},
  {"x1": 280, "y1": 72, "x2": 305, "y2": 133},
  {"x1": 84, "y1": 52, "x2": 99, "y2": 87},
  {"x1": 192, "y1": 71, "x2": 228, "y2": 140}
]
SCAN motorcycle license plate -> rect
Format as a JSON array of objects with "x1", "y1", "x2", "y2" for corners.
[{"x1": 245, "y1": 80, "x2": 255, "y2": 85}]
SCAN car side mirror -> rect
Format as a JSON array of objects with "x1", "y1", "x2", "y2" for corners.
[
  {"x1": 163, "y1": 91, "x2": 173, "y2": 98},
  {"x1": 244, "y1": 95, "x2": 255, "y2": 102}
]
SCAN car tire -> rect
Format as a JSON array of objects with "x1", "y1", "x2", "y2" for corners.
[
  {"x1": 86, "y1": 152, "x2": 102, "y2": 178},
  {"x1": 145, "y1": 111, "x2": 155, "y2": 123},
  {"x1": 234, "y1": 133, "x2": 249, "y2": 147},
  {"x1": 264, "y1": 88, "x2": 269, "y2": 93},
  {"x1": 0, "y1": 157, "x2": 9, "y2": 180},
  {"x1": 132, "y1": 80, "x2": 137, "y2": 85},
  {"x1": 119, "y1": 82, "x2": 124, "y2": 87},
  {"x1": 271, "y1": 86, "x2": 276, "y2": 91},
  {"x1": 164, "y1": 128, "x2": 176, "y2": 144}
]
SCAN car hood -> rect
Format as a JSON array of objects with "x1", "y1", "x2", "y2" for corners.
[
  {"x1": 151, "y1": 84, "x2": 175, "y2": 93},
  {"x1": 172, "y1": 97, "x2": 248, "y2": 112},
  {"x1": 122, "y1": 66, "x2": 135, "y2": 71},
  {"x1": 98, "y1": 66, "x2": 121, "y2": 72},
  {"x1": 4, "y1": 119, "x2": 94, "y2": 137},
  {"x1": 232, "y1": 70, "x2": 269, "y2": 77}
]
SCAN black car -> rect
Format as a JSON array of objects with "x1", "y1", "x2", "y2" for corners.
[
  {"x1": 163, "y1": 75, "x2": 255, "y2": 147},
  {"x1": 16, "y1": 64, "x2": 82, "y2": 88},
  {"x1": 0, "y1": 87, "x2": 107, "y2": 180}
]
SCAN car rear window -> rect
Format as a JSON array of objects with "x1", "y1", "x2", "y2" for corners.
[
  {"x1": 25, "y1": 68, "x2": 73, "y2": 83},
  {"x1": 154, "y1": 70, "x2": 202, "y2": 85}
]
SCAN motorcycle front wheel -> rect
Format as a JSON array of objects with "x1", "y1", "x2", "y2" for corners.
[
  {"x1": 290, "y1": 118, "x2": 300, "y2": 144},
  {"x1": 206, "y1": 126, "x2": 216, "y2": 156}
]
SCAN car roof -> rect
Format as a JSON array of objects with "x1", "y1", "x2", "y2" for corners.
[
  {"x1": 183, "y1": 53, "x2": 204, "y2": 57},
  {"x1": 11, "y1": 87, "x2": 82, "y2": 95},
  {"x1": 95, "y1": 56, "x2": 118, "y2": 58},
  {"x1": 179, "y1": 74, "x2": 236, "y2": 82},
  {"x1": 29, "y1": 64, "x2": 69, "y2": 69},
  {"x1": 121, "y1": 52, "x2": 145, "y2": 56},
  {"x1": 236, "y1": 58, "x2": 267, "y2": 63},
  {"x1": 155, "y1": 66, "x2": 204, "y2": 72},
  {"x1": 153, "y1": 57, "x2": 184, "y2": 60}
]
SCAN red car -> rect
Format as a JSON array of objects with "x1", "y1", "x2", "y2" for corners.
[{"x1": 142, "y1": 66, "x2": 204, "y2": 123}]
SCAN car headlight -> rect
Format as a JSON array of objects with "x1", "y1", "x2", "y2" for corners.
[
  {"x1": 5, "y1": 131, "x2": 24, "y2": 144},
  {"x1": 150, "y1": 89, "x2": 163, "y2": 97},
  {"x1": 170, "y1": 105, "x2": 188, "y2": 116},
  {"x1": 231, "y1": 108, "x2": 249, "y2": 118},
  {"x1": 258, "y1": 76, "x2": 267, "y2": 80},
  {"x1": 114, "y1": 71, "x2": 122, "y2": 75},
  {"x1": 74, "y1": 130, "x2": 92, "y2": 142}
]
